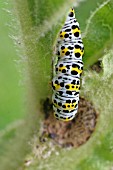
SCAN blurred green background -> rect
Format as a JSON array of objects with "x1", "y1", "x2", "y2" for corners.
[
  {"x1": 0, "y1": 0, "x2": 24, "y2": 130},
  {"x1": 1, "y1": 0, "x2": 113, "y2": 170},
  {"x1": 0, "y1": 0, "x2": 106, "y2": 130}
]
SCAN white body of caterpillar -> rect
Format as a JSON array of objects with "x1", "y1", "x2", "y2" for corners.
[{"x1": 52, "y1": 8, "x2": 84, "y2": 121}]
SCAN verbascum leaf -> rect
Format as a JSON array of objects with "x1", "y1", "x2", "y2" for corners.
[{"x1": 1, "y1": 0, "x2": 113, "y2": 170}]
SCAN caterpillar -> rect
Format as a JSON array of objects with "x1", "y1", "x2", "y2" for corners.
[{"x1": 52, "y1": 8, "x2": 84, "y2": 121}]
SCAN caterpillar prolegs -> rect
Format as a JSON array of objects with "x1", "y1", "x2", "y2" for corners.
[{"x1": 52, "y1": 8, "x2": 84, "y2": 121}]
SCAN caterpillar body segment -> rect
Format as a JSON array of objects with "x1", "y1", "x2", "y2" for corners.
[{"x1": 52, "y1": 8, "x2": 84, "y2": 121}]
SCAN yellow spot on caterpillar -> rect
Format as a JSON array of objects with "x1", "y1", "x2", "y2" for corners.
[
  {"x1": 63, "y1": 102, "x2": 77, "y2": 110},
  {"x1": 60, "y1": 31, "x2": 66, "y2": 39},
  {"x1": 72, "y1": 28, "x2": 80, "y2": 34},
  {"x1": 66, "y1": 84, "x2": 80, "y2": 91},
  {"x1": 54, "y1": 112, "x2": 74, "y2": 122},
  {"x1": 70, "y1": 8, "x2": 74, "y2": 14},
  {"x1": 58, "y1": 65, "x2": 66, "y2": 72},
  {"x1": 61, "y1": 116, "x2": 74, "y2": 122},
  {"x1": 53, "y1": 102, "x2": 59, "y2": 108},
  {"x1": 71, "y1": 67, "x2": 82, "y2": 74},
  {"x1": 61, "y1": 48, "x2": 69, "y2": 56},
  {"x1": 74, "y1": 48, "x2": 84, "y2": 56},
  {"x1": 53, "y1": 84, "x2": 61, "y2": 91}
]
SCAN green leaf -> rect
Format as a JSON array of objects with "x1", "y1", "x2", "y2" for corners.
[
  {"x1": 1, "y1": 0, "x2": 113, "y2": 170},
  {"x1": 83, "y1": 0, "x2": 113, "y2": 68}
]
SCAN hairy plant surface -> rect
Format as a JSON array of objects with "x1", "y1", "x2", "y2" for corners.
[{"x1": 0, "y1": 0, "x2": 113, "y2": 170}]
